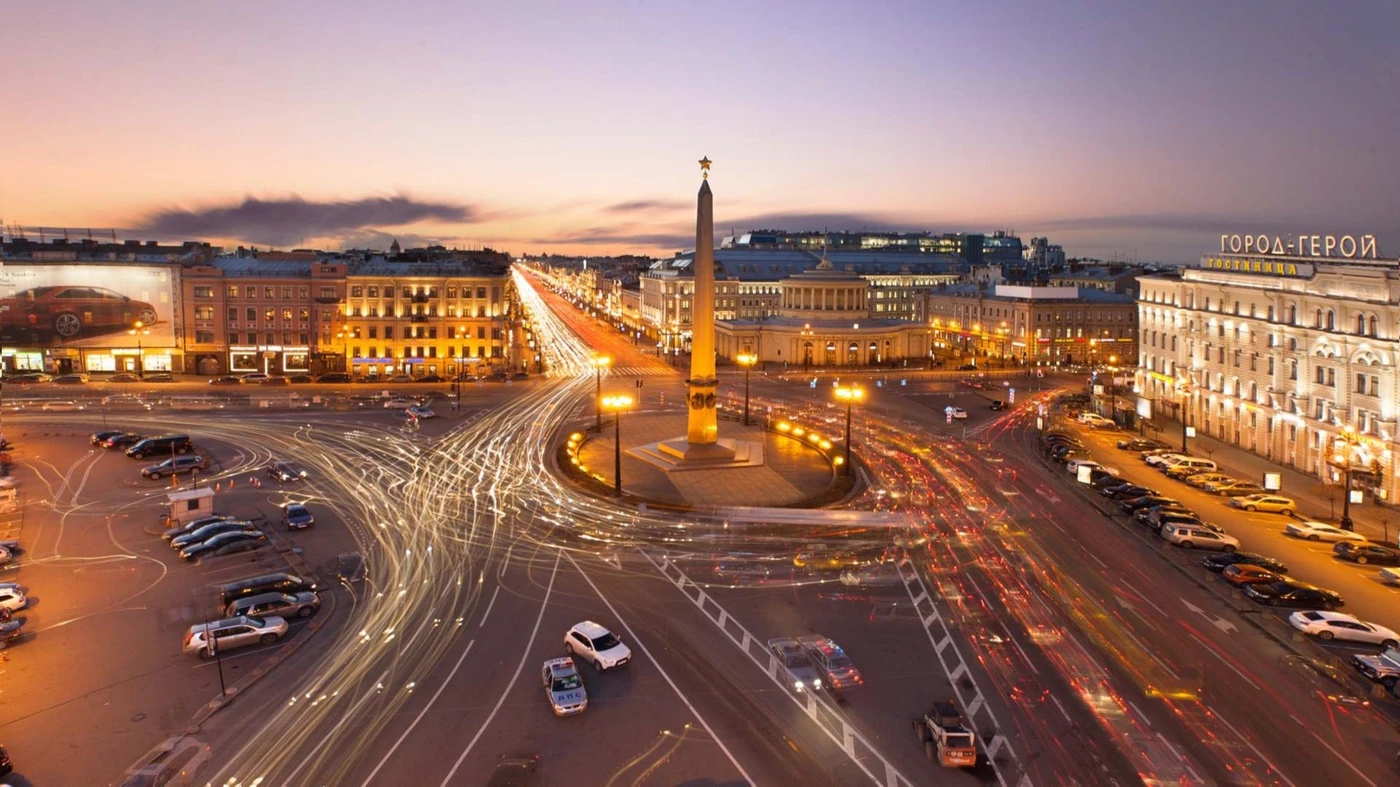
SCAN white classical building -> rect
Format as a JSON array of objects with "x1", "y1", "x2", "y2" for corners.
[{"x1": 1137, "y1": 249, "x2": 1400, "y2": 502}]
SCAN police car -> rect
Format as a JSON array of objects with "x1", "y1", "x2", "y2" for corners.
[{"x1": 542, "y1": 657, "x2": 588, "y2": 716}]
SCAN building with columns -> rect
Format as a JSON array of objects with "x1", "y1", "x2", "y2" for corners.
[
  {"x1": 1137, "y1": 248, "x2": 1400, "y2": 503},
  {"x1": 923, "y1": 284, "x2": 1138, "y2": 366}
]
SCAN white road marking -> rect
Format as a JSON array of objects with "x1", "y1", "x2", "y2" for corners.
[
  {"x1": 1049, "y1": 693, "x2": 1073, "y2": 723},
  {"x1": 477, "y1": 584, "x2": 501, "y2": 627},
  {"x1": 565, "y1": 550, "x2": 755, "y2": 786},
  {"x1": 438, "y1": 552, "x2": 561, "y2": 787},
  {"x1": 1208, "y1": 705, "x2": 1297, "y2": 787},
  {"x1": 360, "y1": 638, "x2": 476, "y2": 786},
  {"x1": 1307, "y1": 730, "x2": 1377, "y2": 787}
]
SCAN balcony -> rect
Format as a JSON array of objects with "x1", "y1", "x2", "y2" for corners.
[
  {"x1": 313, "y1": 295, "x2": 343, "y2": 304},
  {"x1": 411, "y1": 293, "x2": 431, "y2": 303},
  {"x1": 409, "y1": 314, "x2": 428, "y2": 323}
]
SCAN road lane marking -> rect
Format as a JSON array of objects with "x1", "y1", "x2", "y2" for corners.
[
  {"x1": 438, "y1": 551, "x2": 561, "y2": 787},
  {"x1": 1306, "y1": 730, "x2": 1377, "y2": 786},
  {"x1": 477, "y1": 584, "x2": 501, "y2": 627},
  {"x1": 566, "y1": 550, "x2": 755, "y2": 786},
  {"x1": 361, "y1": 637, "x2": 476, "y2": 786},
  {"x1": 1207, "y1": 704, "x2": 1297, "y2": 787}
]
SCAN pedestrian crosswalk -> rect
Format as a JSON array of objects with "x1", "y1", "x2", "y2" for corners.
[{"x1": 608, "y1": 365, "x2": 677, "y2": 377}]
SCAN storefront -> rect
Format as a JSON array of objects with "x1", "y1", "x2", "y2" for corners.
[
  {"x1": 85, "y1": 348, "x2": 175, "y2": 373},
  {"x1": 229, "y1": 345, "x2": 311, "y2": 375},
  {"x1": 351, "y1": 356, "x2": 396, "y2": 378},
  {"x1": 1, "y1": 348, "x2": 46, "y2": 372}
]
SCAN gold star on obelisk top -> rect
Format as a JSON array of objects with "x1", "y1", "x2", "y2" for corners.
[{"x1": 699, "y1": 156, "x2": 712, "y2": 179}]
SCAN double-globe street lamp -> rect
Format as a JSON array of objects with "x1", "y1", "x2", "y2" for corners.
[
  {"x1": 590, "y1": 354, "x2": 612, "y2": 430},
  {"x1": 128, "y1": 321, "x2": 150, "y2": 378},
  {"x1": 1330, "y1": 425, "x2": 1364, "y2": 531},
  {"x1": 735, "y1": 352, "x2": 757, "y2": 426},
  {"x1": 601, "y1": 393, "x2": 634, "y2": 496},
  {"x1": 833, "y1": 384, "x2": 865, "y2": 476}
]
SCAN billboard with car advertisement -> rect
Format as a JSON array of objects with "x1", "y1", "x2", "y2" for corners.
[{"x1": 0, "y1": 264, "x2": 177, "y2": 347}]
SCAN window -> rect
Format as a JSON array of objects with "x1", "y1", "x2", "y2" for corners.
[
  {"x1": 477, "y1": 287, "x2": 487, "y2": 299},
  {"x1": 1357, "y1": 315, "x2": 1366, "y2": 335},
  {"x1": 194, "y1": 286, "x2": 214, "y2": 299},
  {"x1": 1326, "y1": 310, "x2": 1335, "y2": 331},
  {"x1": 194, "y1": 306, "x2": 214, "y2": 321},
  {"x1": 1357, "y1": 373, "x2": 1368, "y2": 395},
  {"x1": 227, "y1": 285, "x2": 239, "y2": 299},
  {"x1": 298, "y1": 287, "x2": 308, "y2": 298},
  {"x1": 384, "y1": 327, "x2": 394, "y2": 339},
  {"x1": 282, "y1": 308, "x2": 293, "y2": 321},
  {"x1": 351, "y1": 286, "x2": 364, "y2": 297},
  {"x1": 368, "y1": 286, "x2": 379, "y2": 297},
  {"x1": 1287, "y1": 360, "x2": 1297, "y2": 380},
  {"x1": 447, "y1": 287, "x2": 457, "y2": 299},
  {"x1": 264, "y1": 332, "x2": 275, "y2": 344},
  {"x1": 264, "y1": 287, "x2": 275, "y2": 299},
  {"x1": 319, "y1": 286, "x2": 336, "y2": 299},
  {"x1": 368, "y1": 327, "x2": 378, "y2": 339},
  {"x1": 300, "y1": 308, "x2": 310, "y2": 321},
  {"x1": 281, "y1": 287, "x2": 292, "y2": 299},
  {"x1": 1267, "y1": 357, "x2": 1274, "y2": 374},
  {"x1": 227, "y1": 307, "x2": 238, "y2": 323},
  {"x1": 477, "y1": 326, "x2": 486, "y2": 339},
  {"x1": 246, "y1": 286, "x2": 257, "y2": 299},
  {"x1": 264, "y1": 308, "x2": 275, "y2": 322},
  {"x1": 246, "y1": 307, "x2": 257, "y2": 322},
  {"x1": 428, "y1": 327, "x2": 437, "y2": 339},
  {"x1": 195, "y1": 330, "x2": 215, "y2": 343},
  {"x1": 1369, "y1": 316, "x2": 1378, "y2": 337}
]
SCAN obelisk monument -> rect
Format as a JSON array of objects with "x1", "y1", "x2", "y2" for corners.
[{"x1": 686, "y1": 156, "x2": 720, "y2": 445}]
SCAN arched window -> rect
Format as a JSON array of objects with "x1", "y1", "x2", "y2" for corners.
[
  {"x1": 846, "y1": 341, "x2": 859, "y2": 366},
  {"x1": 1315, "y1": 309, "x2": 1324, "y2": 328},
  {"x1": 1286, "y1": 304, "x2": 1297, "y2": 324},
  {"x1": 867, "y1": 341, "x2": 879, "y2": 364},
  {"x1": 1357, "y1": 315, "x2": 1367, "y2": 335},
  {"x1": 1368, "y1": 315, "x2": 1378, "y2": 337},
  {"x1": 1326, "y1": 310, "x2": 1335, "y2": 331}
]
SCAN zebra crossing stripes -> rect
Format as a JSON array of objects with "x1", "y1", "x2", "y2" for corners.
[{"x1": 610, "y1": 366, "x2": 676, "y2": 377}]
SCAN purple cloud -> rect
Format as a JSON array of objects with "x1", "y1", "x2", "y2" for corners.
[{"x1": 138, "y1": 194, "x2": 476, "y2": 247}]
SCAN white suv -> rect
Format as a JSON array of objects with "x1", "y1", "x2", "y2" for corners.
[
  {"x1": 1161, "y1": 525, "x2": 1239, "y2": 552},
  {"x1": 564, "y1": 621, "x2": 632, "y2": 671}
]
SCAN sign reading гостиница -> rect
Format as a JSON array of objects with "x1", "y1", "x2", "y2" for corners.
[{"x1": 1220, "y1": 233, "x2": 1379, "y2": 259}]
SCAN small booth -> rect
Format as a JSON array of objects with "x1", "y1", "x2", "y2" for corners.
[{"x1": 167, "y1": 487, "x2": 216, "y2": 525}]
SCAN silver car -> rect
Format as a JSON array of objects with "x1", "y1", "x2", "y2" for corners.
[
  {"x1": 767, "y1": 637, "x2": 824, "y2": 693},
  {"x1": 182, "y1": 615, "x2": 288, "y2": 658},
  {"x1": 542, "y1": 656, "x2": 588, "y2": 715},
  {"x1": 225, "y1": 591, "x2": 321, "y2": 620}
]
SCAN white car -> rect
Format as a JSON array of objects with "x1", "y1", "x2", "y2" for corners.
[
  {"x1": 1079, "y1": 413, "x2": 1113, "y2": 427},
  {"x1": 382, "y1": 398, "x2": 416, "y2": 409},
  {"x1": 40, "y1": 400, "x2": 86, "y2": 412},
  {"x1": 1065, "y1": 459, "x2": 1119, "y2": 477},
  {"x1": 1289, "y1": 611, "x2": 1400, "y2": 648},
  {"x1": 1161, "y1": 524, "x2": 1240, "y2": 552},
  {"x1": 564, "y1": 620, "x2": 632, "y2": 671},
  {"x1": 1284, "y1": 520, "x2": 1367, "y2": 542},
  {"x1": 1145, "y1": 452, "x2": 1187, "y2": 468},
  {"x1": 767, "y1": 637, "x2": 824, "y2": 692},
  {"x1": 949, "y1": 407, "x2": 968, "y2": 420},
  {"x1": 0, "y1": 587, "x2": 26, "y2": 612},
  {"x1": 542, "y1": 656, "x2": 588, "y2": 716},
  {"x1": 407, "y1": 405, "x2": 436, "y2": 419}
]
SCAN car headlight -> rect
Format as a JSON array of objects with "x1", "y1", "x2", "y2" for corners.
[
  {"x1": 813, "y1": 679, "x2": 821, "y2": 689},
  {"x1": 794, "y1": 680, "x2": 805, "y2": 691}
]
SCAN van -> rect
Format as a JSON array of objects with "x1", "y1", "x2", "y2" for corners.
[
  {"x1": 125, "y1": 435, "x2": 193, "y2": 459},
  {"x1": 1162, "y1": 457, "x2": 1216, "y2": 476},
  {"x1": 218, "y1": 572, "x2": 318, "y2": 607}
]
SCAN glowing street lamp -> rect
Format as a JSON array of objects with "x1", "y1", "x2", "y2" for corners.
[
  {"x1": 601, "y1": 393, "x2": 634, "y2": 496},
  {"x1": 590, "y1": 354, "x2": 611, "y2": 430},
  {"x1": 1331, "y1": 425, "x2": 1363, "y2": 531},
  {"x1": 833, "y1": 384, "x2": 865, "y2": 476},
  {"x1": 735, "y1": 352, "x2": 758, "y2": 425},
  {"x1": 128, "y1": 320, "x2": 150, "y2": 378}
]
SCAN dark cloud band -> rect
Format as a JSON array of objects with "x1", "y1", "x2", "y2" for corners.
[{"x1": 139, "y1": 194, "x2": 475, "y2": 247}]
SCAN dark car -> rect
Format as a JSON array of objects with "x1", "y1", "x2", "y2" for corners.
[
  {"x1": 209, "y1": 376, "x2": 241, "y2": 386},
  {"x1": 260, "y1": 376, "x2": 290, "y2": 386},
  {"x1": 218, "y1": 572, "x2": 319, "y2": 607},
  {"x1": 141, "y1": 455, "x2": 208, "y2": 479},
  {"x1": 1118, "y1": 439, "x2": 1169, "y2": 451},
  {"x1": 989, "y1": 400, "x2": 1005, "y2": 411},
  {"x1": 387, "y1": 374, "x2": 414, "y2": 383},
  {"x1": 0, "y1": 744, "x2": 11, "y2": 777},
  {"x1": 267, "y1": 461, "x2": 308, "y2": 482},
  {"x1": 126, "y1": 435, "x2": 193, "y2": 459},
  {"x1": 1120, "y1": 495, "x2": 1177, "y2": 514},
  {"x1": 316, "y1": 372, "x2": 352, "y2": 383},
  {"x1": 91, "y1": 429, "x2": 125, "y2": 445},
  {"x1": 179, "y1": 531, "x2": 266, "y2": 562},
  {"x1": 287, "y1": 374, "x2": 314, "y2": 384},
  {"x1": 102, "y1": 432, "x2": 144, "y2": 449},
  {"x1": 7, "y1": 372, "x2": 51, "y2": 383},
  {"x1": 1243, "y1": 580, "x2": 1343, "y2": 610},
  {"x1": 418, "y1": 374, "x2": 445, "y2": 383},
  {"x1": 53, "y1": 373, "x2": 90, "y2": 384},
  {"x1": 487, "y1": 755, "x2": 540, "y2": 787},
  {"x1": 107, "y1": 373, "x2": 140, "y2": 383},
  {"x1": 1102, "y1": 484, "x2": 1155, "y2": 500},
  {"x1": 282, "y1": 503, "x2": 314, "y2": 530},
  {"x1": 143, "y1": 372, "x2": 176, "y2": 383},
  {"x1": 1200, "y1": 551, "x2": 1289, "y2": 574},
  {"x1": 163, "y1": 515, "x2": 237, "y2": 541},
  {"x1": 171, "y1": 521, "x2": 259, "y2": 550},
  {"x1": 1087, "y1": 470, "x2": 1121, "y2": 489},
  {"x1": 957, "y1": 363, "x2": 978, "y2": 371},
  {"x1": 1333, "y1": 542, "x2": 1400, "y2": 566},
  {"x1": 0, "y1": 285, "x2": 158, "y2": 338}
]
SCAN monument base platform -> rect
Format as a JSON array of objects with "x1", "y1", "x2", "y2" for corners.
[{"x1": 632, "y1": 437, "x2": 765, "y2": 472}]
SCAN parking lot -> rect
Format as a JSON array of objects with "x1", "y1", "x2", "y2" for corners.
[{"x1": 0, "y1": 421, "x2": 358, "y2": 786}]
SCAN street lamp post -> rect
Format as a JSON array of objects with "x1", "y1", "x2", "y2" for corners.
[
  {"x1": 590, "y1": 354, "x2": 612, "y2": 430},
  {"x1": 735, "y1": 352, "x2": 757, "y2": 426},
  {"x1": 1332, "y1": 425, "x2": 1362, "y2": 531},
  {"x1": 602, "y1": 394, "x2": 633, "y2": 496},
  {"x1": 128, "y1": 321, "x2": 150, "y2": 378},
  {"x1": 833, "y1": 384, "x2": 865, "y2": 476}
]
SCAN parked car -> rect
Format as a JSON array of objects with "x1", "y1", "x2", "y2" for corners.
[
  {"x1": 267, "y1": 460, "x2": 308, "y2": 482},
  {"x1": 1284, "y1": 520, "x2": 1367, "y2": 542},
  {"x1": 90, "y1": 429, "x2": 125, "y2": 445},
  {"x1": 163, "y1": 515, "x2": 237, "y2": 541},
  {"x1": 1290, "y1": 611, "x2": 1399, "y2": 648},
  {"x1": 143, "y1": 372, "x2": 176, "y2": 382},
  {"x1": 287, "y1": 374, "x2": 314, "y2": 384},
  {"x1": 564, "y1": 621, "x2": 632, "y2": 671},
  {"x1": 52, "y1": 373, "x2": 90, "y2": 384},
  {"x1": 1243, "y1": 580, "x2": 1343, "y2": 609},
  {"x1": 797, "y1": 635, "x2": 864, "y2": 692},
  {"x1": 260, "y1": 376, "x2": 290, "y2": 386},
  {"x1": 1230, "y1": 494, "x2": 1296, "y2": 515},
  {"x1": 0, "y1": 285, "x2": 157, "y2": 338},
  {"x1": 178, "y1": 531, "x2": 266, "y2": 561},
  {"x1": 1213, "y1": 482, "x2": 1268, "y2": 498},
  {"x1": 541, "y1": 657, "x2": 588, "y2": 716},
  {"x1": 1333, "y1": 541, "x2": 1400, "y2": 566},
  {"x1": 1222, "y1": 564, "x2": 1285, "y2": 587},
  {"x1": 218, "y1": 572, "x2": 318, "y2": 607},
  {"x1": 316, "y1": 372, "x2": 352, "y2": 383},
  {"x1": 1200, "y1": 551, "x2": 1288, "y2": 574},
  {"x1": 209, "y1": 376, "x2": 241, "y2": 386},
  {"x1": 767, "y1": 637, "x2": 825, "y2": 693},
  {"x1": 0, "y1": 587, "x2": 26, "y2": 612},
  {"x1": 7, "y1": 372, "x2": 51, "y2": 383},
  {"x1": 171, "y1": 521, "x2": 259, "y2": 550},
  {"x1": 107, "y1": 373, "x2": 140, "y2": 383},
  {"x1": 239, "y1": 373, "x2": 270, "y2": 384},
  {"x1": 1102, "y1": 484, "x2": 1156, "y2": 500},
  {"x1": 282, "y1": 503, "x2": 315, "y2": 530},
  {"x1": 141, "y1": 455, "x2": 207, "y2": 479},
  {"x1": 1147, "y1": 511, "x2": 1203, "y2": 530},
  {"x1": 1078, "y1": 413, "x2": 1113, "y2": 428},
  {"x1": 1118, "y1": 439, "x2": 1169, "y2": 451},
  {"x1": 226, "y1": 590, "x2": 321, "y2": 619},
  {"x1": 1161, "y1": 457, "x2": 1217, "y2": 477},
  {"x1": 1184, "y1": 472, "x2": 1233, "y2": 488},
  {"x1": 1145, "y1": 452, "x2": 1188, "y2": 468},
  {"x1": 1350, "y1": 647, "x2": 1400, "y2": 688},
  {"x1": 1087, "y1": 470, "x2": 1122, "y2": 489},
  {"x1": 1120, "y1": 495, "x2": 1178, "y2": 514},
  {"x1": 418, "y1": 374, "x2": 446, "y2": 383},
  {"x1": 126, "y1": 435, "x2": 193, "y2": 459},
  {"x1": 182, "y1": 615, "x2": 287, "y2": 658}
]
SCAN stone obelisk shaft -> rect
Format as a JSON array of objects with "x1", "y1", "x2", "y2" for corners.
[{"x1": 686, "y1": 179, "x2": 718, "y2": 444}]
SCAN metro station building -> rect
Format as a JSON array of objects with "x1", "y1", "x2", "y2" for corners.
[{"x1": 1137, "y1": 239, "x2": 1400, "y2": 503}]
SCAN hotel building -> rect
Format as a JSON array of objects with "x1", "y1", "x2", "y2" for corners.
[{"x1": 1137, "y1": 245, "x2": 1400, "y2": 502}]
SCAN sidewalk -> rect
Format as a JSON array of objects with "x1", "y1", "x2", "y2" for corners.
[{"x1": 1152, "y1": 418, "x2": 1400, "y2": 544}]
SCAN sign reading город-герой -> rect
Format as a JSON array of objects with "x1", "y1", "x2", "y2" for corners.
[{"x1": 1220, "y1": 233, "x2": 1379, "y2": 259}]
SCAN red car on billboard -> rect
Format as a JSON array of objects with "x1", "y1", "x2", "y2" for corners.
[{"x1": 0, "y1": 286, "x2": 159, "y2": 340}]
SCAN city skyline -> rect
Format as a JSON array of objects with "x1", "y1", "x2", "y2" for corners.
[{"x1": 4, "y1": 0, "x2": 1397, "y2": 263}]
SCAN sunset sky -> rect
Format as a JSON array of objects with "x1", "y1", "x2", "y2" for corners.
[{"x1": 4, "y1": 0, "x2": 1397, "y2": 263}]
